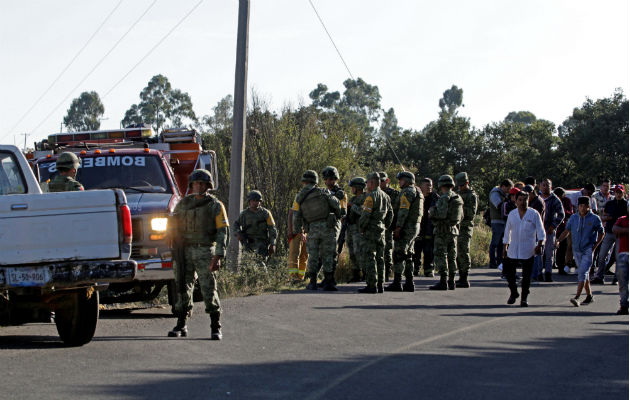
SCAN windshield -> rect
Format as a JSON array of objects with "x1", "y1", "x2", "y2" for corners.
[{"x1": 38, "y1": 154, "x2": 172, "y2": 193}]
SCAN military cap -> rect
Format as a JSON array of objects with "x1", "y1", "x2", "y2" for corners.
[
  {"x1": 247, "y1": 190, "x2": 263, "y2": 201},
  {"x1": 302, "y1": 170, "x2": 318, "y2": 184},
  {"x1": 189, "y1": 169, "x2": 214, "y2": 187},
  {"x1": 396, "y1": 171, "x2": 415, "y2": 184},
  {"x1": 454, "y1": 172, "x2": 469, "y2": 186},
  {"x1": 437, "y1": 174, "x2": 455, "y2": 188},
  {"x1": 56, "y1": 152, "x2": 80, "y2": 170},
  {"x1": 321, "y1": 166, "x2": 340, "y2": 180},
  {"x1": 349, "y1": 177, "x2": 366, "y2": 188},
  {"x1": 378, "y1": 172, "x2": 388, "y2": 181},
  {"x1": 366, "y1": 172, "x2": 381, "y2": 181}
]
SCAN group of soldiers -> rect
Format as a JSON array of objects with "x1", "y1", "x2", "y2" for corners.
[{"x1": 289, "y1": 166, "x2": 479, "y2": 293}]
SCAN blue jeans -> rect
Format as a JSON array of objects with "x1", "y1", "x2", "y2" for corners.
[
  {"x1": 531, "y1": 254, "x2": 543, "y2": 279},
  {"x1": 617, "y1": 252, "x2": 629, "y2": 308},
  {"x1": 489, "y1": 222, "x2": 505, "y2": 268},
  {"x1": 574, "y1": 248, "x2": 593, "y2": 282},
  {"x1": 544, "y1": 231, "x2": 556, "y2": 274}
]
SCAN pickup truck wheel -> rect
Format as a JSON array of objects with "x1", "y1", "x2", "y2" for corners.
[{"x1": 55, "y1": 289, "x2": 99, "y2": 346}]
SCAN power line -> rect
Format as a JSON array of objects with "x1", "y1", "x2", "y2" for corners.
[
  {"x1": 103, "y1": 0, "x2": 204, "y2": 99},
  {"x1": 25, "y1": 0, "x2": 158, "y2": 137},
  {"x1": 5, "y1": 0, "x2": 124, "y2": 137},
  {"x1": 307, "y1": 0, "x2": 404, "y2": 170},
  {"x1": 307, "y1": 0, "x2": 354, "y2": 80}
]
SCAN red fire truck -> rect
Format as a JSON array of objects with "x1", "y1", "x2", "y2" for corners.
[{"x1": 30, "y1": 126, "x2": 217, "y2": 308}]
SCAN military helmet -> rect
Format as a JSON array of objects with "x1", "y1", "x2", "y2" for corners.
[
  {"x1": 188, "y1": 169, "x2": 214, "y2": 188},
  {"x1": 247, "y1": 190, "x2": 263, "y2": 202},
  {"x1": 454, "y1": 172, "x2": 469, "y2": 186},
  {"x1": 349, "y1": 177, "x2": 366, "y2": 188},
  {"x1": 366, "y1": 172, "x2": 381, "y2": 182},
  {"x1": 302, "y1": 170, "x2": 318, "y2": 184},
  {"x1": 396, "y1": 171, "x2": 415, "y2": 184},
  {"x1": 321, "y1": 166, "x2": 340, "y2": 180},
  {"x1": 438, "y1": 174, "x2": 455, "y2": 188},
  {"x1": 378, "y1": 172, "x2": 388, "y2": 181},
  {"x1": 56, "y1": 152, "x2": 80, "y2": 170}
]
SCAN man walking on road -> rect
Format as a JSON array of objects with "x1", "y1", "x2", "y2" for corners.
[
  {"x1": 502, "y1": 191, "x2": 545, "y2": 307},
  {"x1": 488, "y1": 180, "x2": 513, "y2": 270},
  {"x1": 556, "y1": 197, "x2": 605, "y2": 307},
  {"x1": 592, "y1": 185, "x2": 628, "y2": 284},
  {"x1": 429, "y1": 175, "x2": 464, "y2": 291},
  {"x1": 540, "y1": 179, "x2": 565, "y2": 282},
  {"x1": 454, "y1": 172, "x2": 478, "y2": 288},
  {"x1": 169, "y1": 169, "x2": 228, "y2": 340}
]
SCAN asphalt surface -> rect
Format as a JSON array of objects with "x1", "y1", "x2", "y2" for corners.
[{"x1": 1, "y1": 270, "x2": 628, "y2": 400}]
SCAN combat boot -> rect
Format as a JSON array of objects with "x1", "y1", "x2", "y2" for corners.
[
  {"x1": 210, "y1": 312, "x2": 222, "y2": 340},
  {"x1": 403, "y1": 272, "x2": 415, "y2": 292},
  {"x1": 429, "y1": 275, "x2": 448, "y2": 291},
  {"x1": 384, "y1": 273, "x2": 403, "y2": 292},
  {"x1": 349, "y1": 269, "x2": 361, "y2": 283},
  {"x1": 306, "y1": 274, "x2": 318, "y2": 290},
  {"x1": 447, "y1": 274, "x2": 456, "y2": 290},
  {"x1": 456, "y1": 272, "x2": 470, "y2": 288},
  {"x1": 358, "y1": 285, "x2": 377, "y2": 294},
  {"x1": 322, "y1": 272, "x2": 338, "y2": 291},
  {"x1": 168, "y1": 316, "x2": 188, "y2": 337}
]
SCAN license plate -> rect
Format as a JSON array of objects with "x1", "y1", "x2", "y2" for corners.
[{"x1": 6, "y1": 267, "x2": 51, "y2": 287}]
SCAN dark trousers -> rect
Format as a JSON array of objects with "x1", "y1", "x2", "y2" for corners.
[
  {"x1": 413, "y1": 235, "x2": 434, "y2": 275},
  {"x1": 504, "y1": 256, "x2": 534, "y2": 300}
]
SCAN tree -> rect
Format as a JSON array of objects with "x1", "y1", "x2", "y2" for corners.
[
  {"x1": 121, "y1": 74, "x2": 197, "y2": 132},
  {"x1": 504, "y1": 111, "x2": 537, "y2": 125},
  {"x1": 63, "y1": 91, "x2": 104, "y2": 131},
  {"x1": 558, "y1": 89, "x2": 629, "y2": 186},
  {"x1": 439, "y1": 85, "x2": 464, "y2": 118}
]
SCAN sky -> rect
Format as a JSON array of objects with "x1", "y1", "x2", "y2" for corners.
[{"x1": 1, "y1": 0, "x2": 628, "y2": 146}]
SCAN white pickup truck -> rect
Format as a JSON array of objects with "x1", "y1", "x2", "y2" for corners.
[{"x1": 0, "y1": 145, "x2": 137, "y2": 346}]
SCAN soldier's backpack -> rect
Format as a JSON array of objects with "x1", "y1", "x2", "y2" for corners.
[{"x1": 300, "y1": 188, "x2": 330, "y2": 223}]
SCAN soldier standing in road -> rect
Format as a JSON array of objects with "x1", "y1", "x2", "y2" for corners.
[
  {"x1": 292, "y1": 170, "x2": 342, "y2": 291},
  {"x1": 235, "y1": 190, "x2": 278, "y2": 266},
  {"x1": 385, "y1": 171, "x2": 423, "y2": 292},
  {"x1": 454, "y1": 172, "x2": 478, "y2": 288},
  {"x1": 356, "y1": 172, "x2": 389, "y2": 293},
  {"x1": 321, "y1": 166, "x2": 347, "y2": 286},
  {"x1": 379, "y1": 172, "x2": 399, "y2": 282},
  {"x1": 413, "y1": 178, "x2": 440, "y2": 277},
  {"x1": 49, "y1": 152, "x2": 84, "y2": 192},
  {"x1": 429, "y1": 175, "x2": 464, "y2": 291},
  {"x1": 347, "y1": 177, "x2": 367, "y2": 282},
  {"x1": 168, "y1": 169, "x2": 229, "y2": 340}
]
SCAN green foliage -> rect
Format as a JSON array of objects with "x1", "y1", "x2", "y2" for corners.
[
  {"x1": 558, "y1": 89, "x2": 629, "y2": 186},
  {"x1": 439, "y1": 85, "x2": 464, "y2": 117},
  {"x1": 63, "y1": 91, "x2": 104, "y2": 131},
  {"x1": 121, "y1": 74, "x2": 197, "y2": 132},
  {"x1": 504, "y1": 111, "x2": 537, "y2": 124}
]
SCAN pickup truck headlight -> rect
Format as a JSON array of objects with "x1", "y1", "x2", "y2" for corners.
[{"x1": 150, "y1": 217, "x2": 168, "y2": 232}]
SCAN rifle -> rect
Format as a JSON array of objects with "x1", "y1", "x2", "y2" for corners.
[{"x1": 337, "y1": 217, "x2": 348, "y2": 254}]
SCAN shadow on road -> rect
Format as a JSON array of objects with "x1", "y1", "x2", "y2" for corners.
[
  {"x1": 0, "y1": 335, "x2": 65, "y2": 349},
  {"x1": 79, "y1": 330, "x2": 628, "y2": 400}
]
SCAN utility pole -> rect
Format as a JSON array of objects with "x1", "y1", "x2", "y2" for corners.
[
  {"x1": 226, "y1": 0, "x2": 250, "y2": 269},
  {"x1": 20, "y1": 133, "x2": 30, "y2": 152}
]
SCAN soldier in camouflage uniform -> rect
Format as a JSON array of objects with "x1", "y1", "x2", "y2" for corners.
[
  {"x1": 355, "y1": 172, "x2": 390, "y2": 293},
  {"x1": 168, "y1": 169, "x2": 229, "y2": 340},
  {"x1": 321, "y1": 166, "x2": 347, "y2": 286},
  {"x1": 379, "y1": 172, "x2": 399, "y2": 282},
  {"x1": 49, "y1": 152, "x2": 84, "y2": 192},
  {"x1": 347, "y1": 177, "x2": 367, "y2": 282},
  {"x1": 385, "y1": 171, "x2": 423, "y2": 292},
  {"x1": 292, "y1": 170, "x2": 342, "y2": 291},
  {"x1": 454, "y1": 172, "x2": 478, "y2": 288},
  {"x1": 429, "y1": 175, "x2": 464, "y2": 291},
  {"x1": 235, "y1": 190, "x2": 278, "y2": 266}
]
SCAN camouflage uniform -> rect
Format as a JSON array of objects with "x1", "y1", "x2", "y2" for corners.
[
  {"x1": 235, "y1": 206, "x2": 278, "y2": 260},
  {"x1": 356, "y1": 175, "x2": 389, "y2": 292},
  {"x1": 347, "y1": 181, "x2": 367, "y2": 278},
  {"x1": 292, "y1": 171, "x2": 341, "y2": 290},
  {"x1": 49, "y1": 152, "x2": 83, "y2": 192},
  {"x1": 48, "y1": 174, "x2": 84, "y2": 192},
  {"x1": 171, "y1": 192, "x2": 229, "y2": 317},
  {"x1": 429, "y1": 175, "x2": 464, "y2": 290},
  {"x1": 386, "y1": 172, "x2": 423, "y2": 292},
  {"x1": 322, "y1": 166, "x2": 347, "y2": 284},
  {"x1": 380, "y1": 172, "x2": 400, "y2": 281},
  {"x1": 454, "y1": 172, "x2": 478, "y2": 287}
]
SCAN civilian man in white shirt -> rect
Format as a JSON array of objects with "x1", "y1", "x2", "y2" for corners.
[{"x1": 503, "y1": 191, "x2": 546, "y2": 307}]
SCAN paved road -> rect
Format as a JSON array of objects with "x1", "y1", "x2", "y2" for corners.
[{"x1": 1, "y1": 270, "x2": 628, "y2": 400}]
